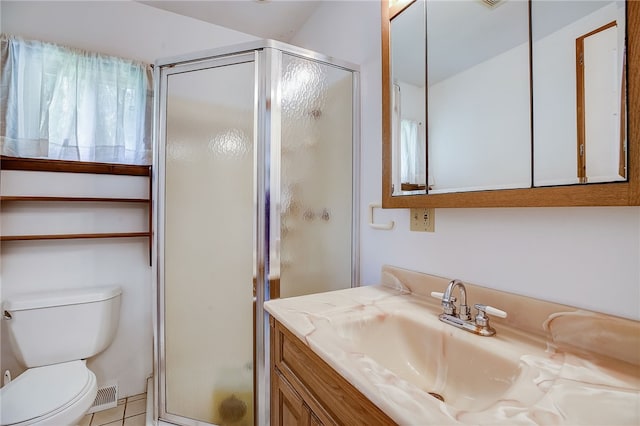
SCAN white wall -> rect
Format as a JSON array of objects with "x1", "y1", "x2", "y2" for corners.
[
  {"x1": 398, "y1": 81, "x2": 425, "y2": 125},
  {"x1": 1, "y1": 0, "x2": 257, "y2": 398},
  {"x1": 291, "y1": 1, "x2": 640, "y2": 321},
  {"x1": 1, "y1": 1, "x2": 257, "y2": 63},
  {"x1": 0, "y1": 171, "x2": 152, "y2": 399},
  {"x1": 429, "y1": 42, "x2": 531, "y2": 193}
]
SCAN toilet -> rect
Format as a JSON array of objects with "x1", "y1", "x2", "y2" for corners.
[{"x1": 0, "y1": 286, "x2": 122, "y2": 426}]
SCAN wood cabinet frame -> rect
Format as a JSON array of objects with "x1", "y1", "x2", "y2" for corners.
[{"x1": 381, "y1": 1, "x2": 639, "y2": 208}]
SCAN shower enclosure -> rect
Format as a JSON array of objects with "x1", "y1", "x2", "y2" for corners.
[{"x1": 153, "y1": 41, "x2": 360, "y2": 426}]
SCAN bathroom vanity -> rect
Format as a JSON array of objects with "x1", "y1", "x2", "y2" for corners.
[
  {"x1": 265, "y1": 266, "x2": 640, "y2": 425},
  {"x1": 270, "y1": 318, "x2": 393, "y2": 425}
]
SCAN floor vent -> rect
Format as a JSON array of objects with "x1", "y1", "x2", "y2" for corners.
[
  {"x1": 480, "y1": 0, "x2": 504, "y2": 8},
  {"x1": 87, "y1": 384, "x2": 118, "y2": 413}
]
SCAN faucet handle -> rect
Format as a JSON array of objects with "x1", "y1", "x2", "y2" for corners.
[
  {"x1": 430, "y1": 292, "x2": 456, "y2": 304},
  {"x1": 430, "y1": 291, "x2": 444, "y2": 300},
  {"x1": 473, "y1": 304, "x2": 506, "y2": 336},
  {"x1": 431, "y1": 291, "x2": 458, "y2": 303},
  {"x1": 474, "y1": 303, "x2": 507, "y2": 319},
  {"x1": 485, "y1": 305, "x2": 507, "y2": 318}
]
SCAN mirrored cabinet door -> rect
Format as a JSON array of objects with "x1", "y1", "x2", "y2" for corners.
[
  {"x1": 390, "y1": 0, "x2": 427, "y2": 196},
  {"x1": 426, "y1": 0, "x2": 530, "y2": 194},
  {"x1": 381, "y1": 0, "x2": 638, "y2": 208},
  {"x1": 532, "y1": 0, "x2": 627, "y2": 187}
]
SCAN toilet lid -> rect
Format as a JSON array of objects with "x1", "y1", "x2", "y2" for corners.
[{"x1": 0, "y1": 360, "x2": 92, "y2": 425}]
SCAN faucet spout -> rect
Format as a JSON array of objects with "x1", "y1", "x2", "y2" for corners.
[
  {"x1": 433, "y1": 280, "x2": 507, "y2": 336},
  {"x1": 442, "y1": 279, "x2": 471, "y2": 321}
]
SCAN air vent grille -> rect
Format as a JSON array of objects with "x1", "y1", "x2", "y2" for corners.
[
  {"x1": 480, "y1": 0, "x2": 504, "y2": 8},
  {"x1": 87, "y1": 383, "x2": 118, "y2": 413}
]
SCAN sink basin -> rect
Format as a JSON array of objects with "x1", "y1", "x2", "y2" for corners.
[{"x1": 333, "y1": 310, "x2": 521, "y2": 412}]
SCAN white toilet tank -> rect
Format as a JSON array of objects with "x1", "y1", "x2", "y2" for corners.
[{"x1": 2, "y1": 286, "x2": 122, "y2": 368}]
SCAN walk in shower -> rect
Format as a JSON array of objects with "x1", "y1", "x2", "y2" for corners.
[{"x1": 153, "y1": 41, "x2": 360, "y2": 425}]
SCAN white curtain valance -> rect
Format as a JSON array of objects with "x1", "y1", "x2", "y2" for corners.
[{"x1": 0, "y1": 34, "x2": 153, "y2": 164}]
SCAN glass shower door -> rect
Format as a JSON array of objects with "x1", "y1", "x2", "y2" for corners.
[
  {"x1": 275, "y1": 53, "x2": 356, "y2": 298},
  {"x1": 159, "y1": 54, "x2": 256, "y2": 425}
]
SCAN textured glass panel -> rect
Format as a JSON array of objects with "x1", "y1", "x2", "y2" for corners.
[
  {"x1": 279, "y1": 54, "x2": 353, "y2": 298},
  {"x1": 209, "y1": 128, "x2": 251, "y2": 159},
  {"x1": 164, "y1": 62, "x2": 254, "y2": 424}
]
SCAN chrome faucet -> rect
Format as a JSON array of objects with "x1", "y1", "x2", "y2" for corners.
[
  {"x1": 441, "y1": 279, "x2": 471, "y2": 321},
  {"x1": 432, "y1": 279, "x2": 507, "y2": 337}
]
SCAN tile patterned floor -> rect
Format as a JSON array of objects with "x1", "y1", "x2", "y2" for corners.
[{"x1": 78, "y1": 392, "x2": 146, "y2": 426}]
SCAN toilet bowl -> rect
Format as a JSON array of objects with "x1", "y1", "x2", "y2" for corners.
[
  {"x1": 0, "y1": 361, "x2": 97, "y2": 426},
  {"x1": 0, "y1": 286, "x2": 122, "y2": 426}
]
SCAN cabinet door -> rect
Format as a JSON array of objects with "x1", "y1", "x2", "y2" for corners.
[
  {"x1": 271, "y1": 319, "x2": 394, "y2": 425},
  {"x1": 309, "y1": 411, "x2": 324, "y2": 426},
  {"x1": 273, "y1": 371, "x2": 306, "y2": 426}
]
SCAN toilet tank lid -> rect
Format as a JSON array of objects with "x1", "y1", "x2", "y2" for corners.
[{"x1": 3, "y1": 286, "x2": 122, "y2": 312}]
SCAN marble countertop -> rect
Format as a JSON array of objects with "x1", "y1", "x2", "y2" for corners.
[{"x1": 264, "y1": 266, "x2": 640, "y2": 425}]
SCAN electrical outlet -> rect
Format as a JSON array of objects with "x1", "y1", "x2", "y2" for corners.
[{"x1": 410, "y1": 208, "x2": 435, "y2": 232}]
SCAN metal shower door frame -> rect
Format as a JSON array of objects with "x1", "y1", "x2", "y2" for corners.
[
  {"x1": 154, "y1": 50, "x2": 260, "y2": 426},
  {"x1": 152, "y1": 40, "x2": 360, "y2": 426}
]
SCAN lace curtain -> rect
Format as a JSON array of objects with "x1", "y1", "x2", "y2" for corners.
[
  {"x1": 401, "y1": 119, "x2": 425, "y2": 185},
  {"x1": 0, "y1": 34, "x2": 152, "y2": 164}
]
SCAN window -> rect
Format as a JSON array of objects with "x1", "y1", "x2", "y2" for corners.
[{"x1": 0, "y1": 34, "x2": 152, "y2": 165}]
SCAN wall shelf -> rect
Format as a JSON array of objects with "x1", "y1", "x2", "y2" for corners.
[
  {"x1": 0, "y1": 156, "x2": 153, "y2": 264},
  {"x1": 1, "y1": 232, "x2": 150, "y2": 242},
  {"x1": 1, "y1": 196, "x2": 149, "y2": 203}
]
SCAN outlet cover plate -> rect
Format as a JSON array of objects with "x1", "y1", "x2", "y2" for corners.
[{"x1": 410, "y1": 208, "x2": 435, "y2": 232}]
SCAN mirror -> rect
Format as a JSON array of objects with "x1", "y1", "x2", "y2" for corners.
[
  {"x1": 390, "y1": 0, "x2": 427, "y2": 195},
  {"x1": 382, "y1": 0, "x2": 639, "y2": 207},
  {"x1": 532, "y1": 0, "x2": 627, "y2": 186},
  {"x1": 426, "y1": 0, "x2": 531, "y2": 194}
]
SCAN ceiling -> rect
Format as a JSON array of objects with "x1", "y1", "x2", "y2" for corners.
[
  {"x1": 141, "y1": 0, "x2": 620, "y2": 86},
  {"x1": 139, "y1": 0, "x2": 323, "y2": 42}
]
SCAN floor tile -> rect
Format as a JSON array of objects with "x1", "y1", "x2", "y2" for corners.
[
  {"x1": 78, "y1": 414, "x2": 92, "y2": 426},
  {"x1": 125, "y1": 399, "x2": 146, "y2": 418},
  {"x1": 123, "y1": 413, "x2": 146, "y2": 426},
  {"x1": 126, "y1": 393, "x2": 146, "y2": 402},
  {"x1": 97, "y1": 421, "x2": 123, "y2": 426},
  {"x1": 91, "y1": 404, "x2": 125, "y2": 425}
]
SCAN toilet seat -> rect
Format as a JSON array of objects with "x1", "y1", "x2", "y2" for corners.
[{"x1": 0, "y1": 360, "x2": 96, "y2": 426}]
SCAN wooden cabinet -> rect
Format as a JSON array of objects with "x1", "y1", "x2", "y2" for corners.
[
  {"x1": 270, "y1": 317, "x2": 395, "y2": 426},
  {"x1": 381, "y1": 2, "x2": 640, "y2": 208},
  {"x1": 272, "y1": 369, "x2": 316, "y2": 426}
]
